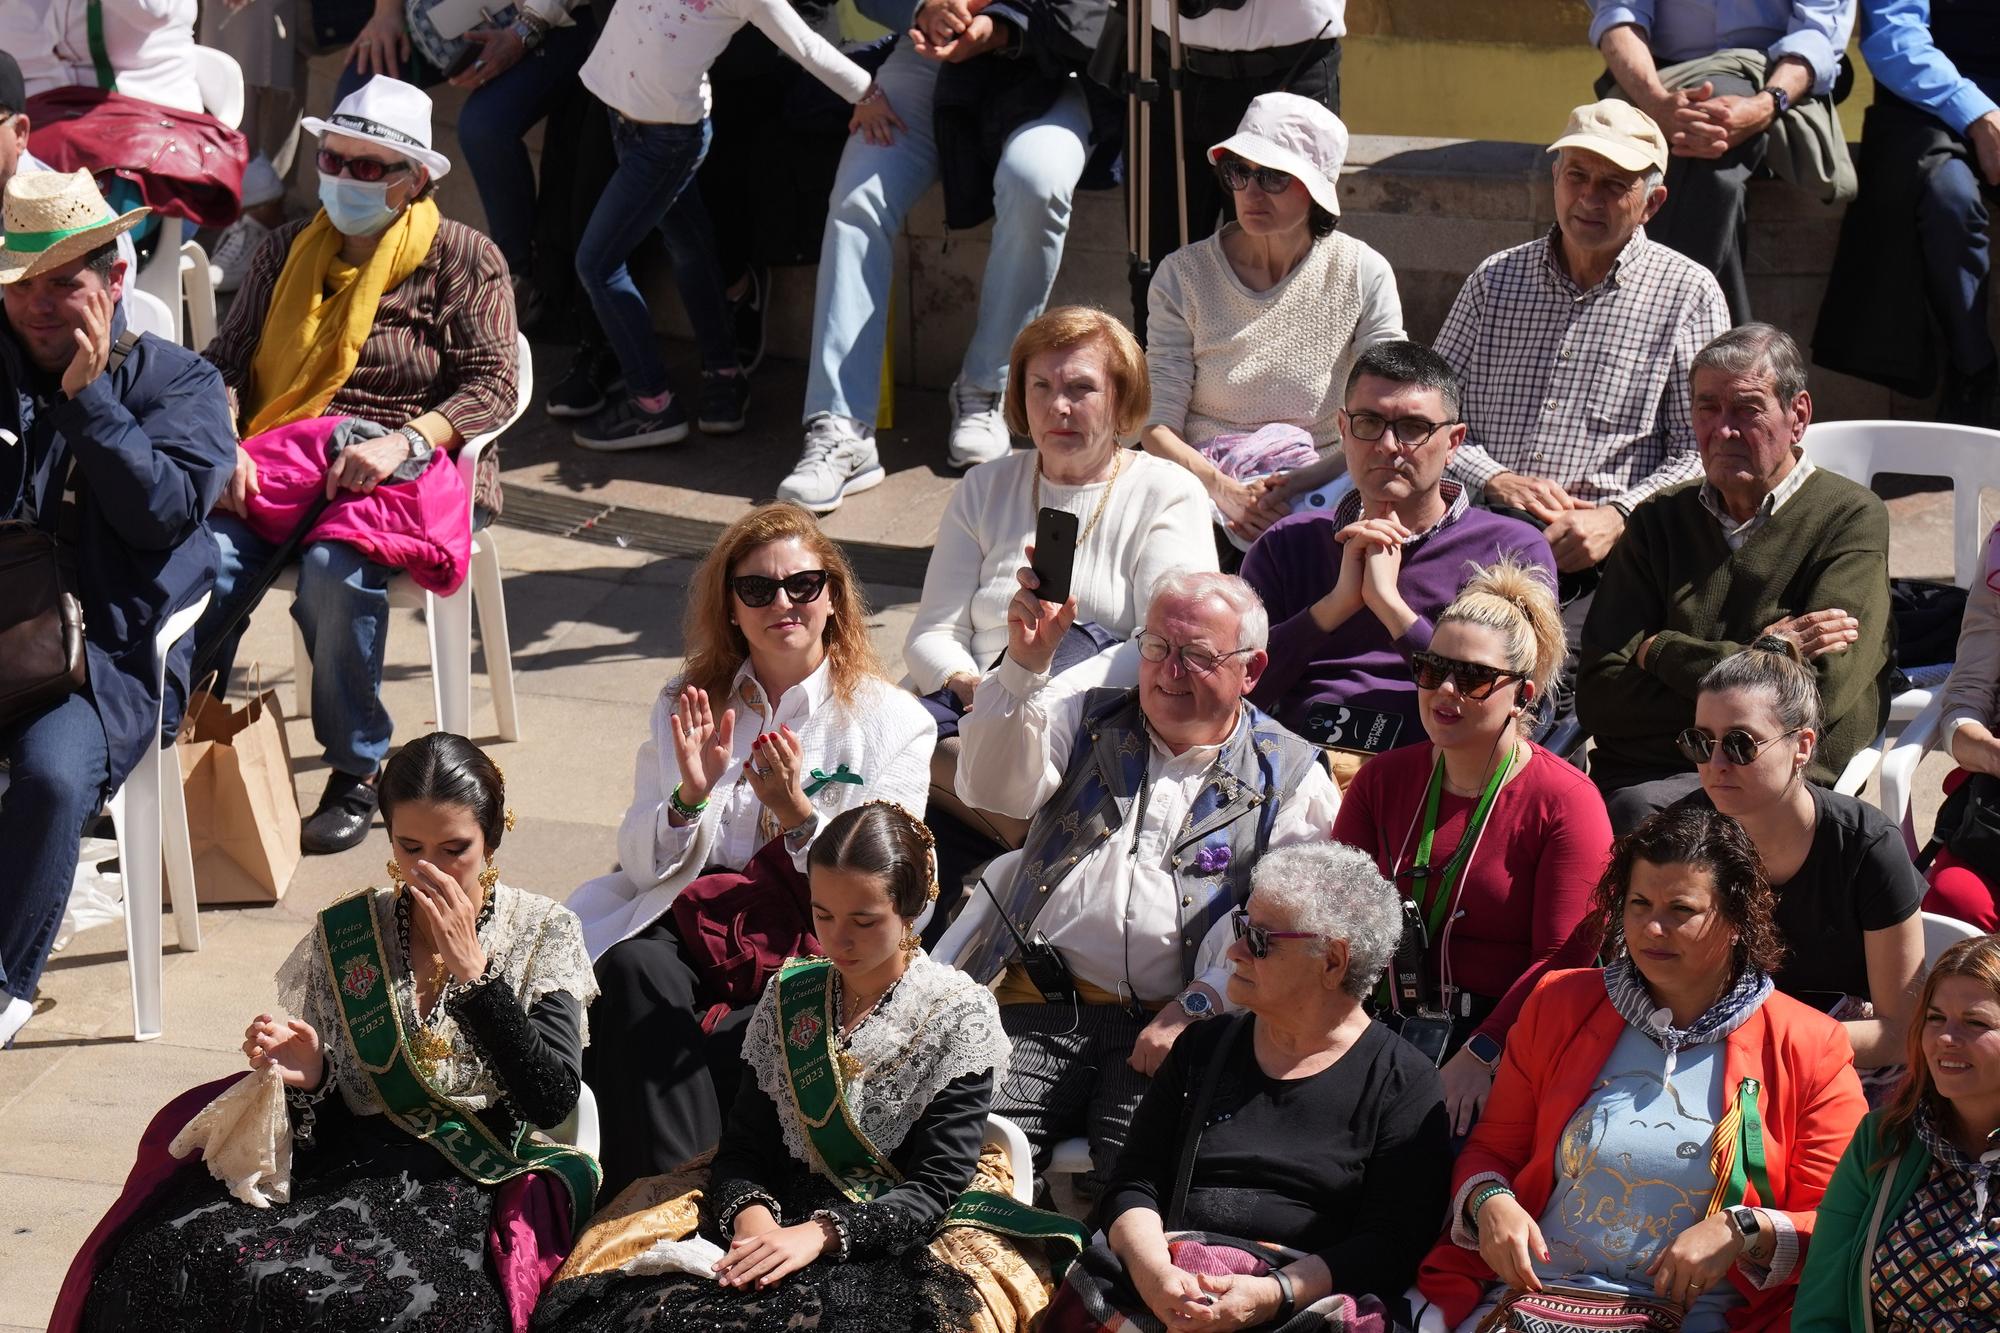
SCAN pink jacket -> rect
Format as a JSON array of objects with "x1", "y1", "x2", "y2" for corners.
[{"x1": 241, "y1": 417, "x2": 470, "y2": 595}]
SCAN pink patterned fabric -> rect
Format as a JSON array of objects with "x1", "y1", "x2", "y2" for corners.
[
  {"x1": 240, "y1": 417, "x2": 472, "y2": 595},
  {"x1": 490, "y1": 1170, "x2": 576, "y2": 1333}
]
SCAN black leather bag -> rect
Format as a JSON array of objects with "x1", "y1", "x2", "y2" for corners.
[
  {"x1": 1919, "y1": 771, "x2": 2000, "y2": 884},
  {"x1": 0, "y1": 510, "x2": 87, "y2": 730}
]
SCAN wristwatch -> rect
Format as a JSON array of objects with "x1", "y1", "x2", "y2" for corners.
[
  {"x1": 398, "y1": 426, "x2": 434, "y2": 466},
  {"x1": 1726, "y1": 1206, "x2": 1762, "y2": 1243},
  {"x1": 1464, "y1": 1032, "x2": 1504, "y2": 1069},
  {"x1": 1761, "y1": 85, "x2": 1792, "y2": 118},
  {"x1": 1177, "y1": 988, "x2": 1215, "y2": 1020}
]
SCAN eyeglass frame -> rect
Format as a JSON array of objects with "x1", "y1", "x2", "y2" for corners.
[
  {"x1": 728, "y1": 569, "x2": 832, "y2": 608},
  {"x1": 1230, "y1": 909, "x2": 1319, "y2": 960},
  {"x1": 1339, "y1": 408, "x2": 1463, "y2": 447},
  {"x1": 315, "y1": 146, "x2": 415, "y2": 183},
  {"x1": 1674, "y1": 726, "x2": 1802, "y2": 768},
  {"x1": 1408, "y1": 650, "x2": 1526, "y2": 702},
  {"x1": 1134, "y1": 631, "x2": 1256, "y2": 676},
  {"x1": 1212, "y1": 153, "x2": 1296, "y2": 197}
]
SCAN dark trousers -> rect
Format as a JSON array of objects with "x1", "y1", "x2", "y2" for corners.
[
  {"x1": 583, "y1": 912, "x2": 752, "y2": 1203},
  {"x1": 1644, "y1": 72, "x2": 1768, "y2": 323},
  {"x1": 1590, "y1": 762, "x2": 1705, "y2": 836},
  {"x1": 0, "y1": 691, "x2": 112, "y2": 1005},
  {"x1": 990, "y1": 1000, "x2": 1151, "y2": 1197},
  {"x1": 1485, "y1": 505, "x2": 1598, "y2": 745},
  {"x1": 1133, "y1": 35, "x2": 1340, "y2": 337}
]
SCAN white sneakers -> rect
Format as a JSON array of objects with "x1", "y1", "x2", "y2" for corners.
[
  {"x1": 778, "y1": 414, "x2": 886, "y2": 514},
  {"x1": 209, "y1": 214, "x2": 273, "y2": 293},
  {"x1": 947, "y1": 378, "x2": 1012, "y2": 469}
]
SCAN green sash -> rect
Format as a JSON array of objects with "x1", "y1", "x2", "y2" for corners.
[
  {"x1": 318, "y1": 891, "x2": 601, "y2": 1223},
  {"x1": 773, "y1": 956, "x2": 1087, "y2": 1259}
]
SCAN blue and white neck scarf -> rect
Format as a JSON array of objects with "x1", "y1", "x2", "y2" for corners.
[
  {"x1": 1603, "y1": 955, "x2": 1773, "y2": 1082},
  {"x1": 1916, "y1": 1100, "x2": 2000, "y2": 1219}
]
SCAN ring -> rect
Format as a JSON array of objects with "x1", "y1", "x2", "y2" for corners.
[
  {"x1": 1688, "y1": 1282, "x2": 1704, "y2": 1292},
  {"x1": 474, "y1": 57, "x2": 485, "y2": 68}
]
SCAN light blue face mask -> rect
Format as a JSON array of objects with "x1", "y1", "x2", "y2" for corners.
[{"x1": 318, "y1": 172, "x2": 401, "y2": 237}]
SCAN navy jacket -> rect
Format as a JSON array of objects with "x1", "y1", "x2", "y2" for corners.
[{"x1": 0, "y1": 309, "x2": 236, "y2": 784}]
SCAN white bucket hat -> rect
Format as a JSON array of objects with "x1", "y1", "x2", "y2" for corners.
[
  {"x1": 301, "y1": 75, "x2": 452, "y2": 180},
  {"x1": 1207, "y1": 92, "x2": 1347, "y2": 217},
  {"x1": 0, "y1": 170, "x2": 149, "y2": 285}
]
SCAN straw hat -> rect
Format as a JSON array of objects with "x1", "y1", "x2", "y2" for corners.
[
  {"x1": 301, "y1": 76, "x2": 452, "y2": 179},
  {"x1": 0, "y1": 170, "x2": 149, "y2": 285}
]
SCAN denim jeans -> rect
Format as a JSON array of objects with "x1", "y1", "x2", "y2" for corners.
[
  {"x1": 803, "y1": 41, "x2": 1091, "y2": 428},
  {"x1": 194, "y1": 514, "x2": 393, "y2": 778},
  {"x1": 0, "y1": 691, "x2": 111, "y2": 1003},
  {"x1": 575, "y1": 113, "x2": 737, "y2": 399},
  {"x1": 335, "y1": 18, "x2": 596, "y2": 272},
  {"x1": 1918, "y1": 152, "x2": 1997, "y2": 375}
]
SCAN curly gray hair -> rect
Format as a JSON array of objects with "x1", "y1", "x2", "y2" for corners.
[{"x1": 1247, "y1": 844, "x2": 1403, "y2": 1000}]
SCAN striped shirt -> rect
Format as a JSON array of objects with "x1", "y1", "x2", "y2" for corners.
[{"x1": 1435, "y1": 226, "x2": 1729, "y2": 514}]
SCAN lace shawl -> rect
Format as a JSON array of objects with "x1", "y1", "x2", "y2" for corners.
[
  {"x1": 743, "y1": 952, "x2": 1011, "y2": 1176},
  {"x1": 275, "y1": 884, "x2": 599, "y2": 1118}
]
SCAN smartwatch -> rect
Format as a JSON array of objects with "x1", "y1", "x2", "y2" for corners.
[
  {"x1": 1726, "y1": 1206, "x2": 1762, "y2": 1243},
  {"x1": 1177, "y1": 988, "x2": 1215, "y2": 1020},
  {"x1": 1761, "y1": 85, "x2": 1791, "y2": 118},
  {"x1": 1464, "y1": 1031, "x2": 1503, "y2": 1069},
  {"x1": 398, "y1": 426, "x2": 434, "y2": 467}
]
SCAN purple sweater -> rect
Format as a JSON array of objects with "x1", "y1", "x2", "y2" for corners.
[{"x1": 1240, "y1": 501, "x2": 1555, "y2": 744}]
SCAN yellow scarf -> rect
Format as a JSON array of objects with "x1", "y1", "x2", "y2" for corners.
[{"x1": 242, "y1": 200, "x2": 441, "y2": 437}]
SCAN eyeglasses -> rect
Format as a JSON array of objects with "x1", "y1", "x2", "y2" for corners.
[
  {"x1": 729, "y1": 569, "x2": 830, "y2": 608},
  {"x1": 1135, "y1": 631, "x2": 1254, "y2": 676},
  {"x1": 1341, "y1": 410, "x2": 1461, "y2": 446},
  {"x1": 1214, "y1": 154, "x2": 1294, "y2": 196},
  {"x1": 1675, "y1": 727, "x2": 1800, "y2": 767},
  {"x1": 316, "y1": 147, "x2": 413, "y2": 183},
  {"x1": 1230, "y1": 910, "x2": 1318, "y2": 960},
  {"x1": 1408, "y1": 650, "x2": 1525, "y2": 701}
]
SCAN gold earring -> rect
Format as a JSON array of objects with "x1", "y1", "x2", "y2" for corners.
[
  {"x1": 386, "y1": 858, "x2": 406, "y2": 888},
  {"x1": 900, "y1": 926, "x2": 920, "y2": 956},
  {"x1": 504, "y1": 808, "x2": 517, "y2": 833},
  {"x1": 479, "y1": 860, "x2": 500, "y2": 893}
]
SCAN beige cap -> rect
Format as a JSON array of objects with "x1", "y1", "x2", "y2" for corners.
[{"x1": 1548, "y1": 99, "x2": 1668, "y2": 175}]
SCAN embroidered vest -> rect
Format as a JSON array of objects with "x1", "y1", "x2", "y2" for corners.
[{"x1": 957, "y1": 688, "x2": 1322, "y2": 987}]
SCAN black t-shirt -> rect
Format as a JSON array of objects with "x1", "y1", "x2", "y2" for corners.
[
  {"x1": 1692, "y1": 785, "x2": 1925, "y2": 1000},
  {"x1": 1098, "y1": 1016, "x2": 1451, "y2": 1302}
]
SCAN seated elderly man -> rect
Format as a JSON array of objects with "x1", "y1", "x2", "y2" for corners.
[
  {"x1": 1578, "y1": 323, "x2": 1893, "y2": 833},
  {"x1": 1589, "y1": 0, "x2": 1855, "y2": 322},
  {"x1": 948, "y1": 568, "x2": 1340, "y2": 1191},
  {"x1": 1814, "y1": 0, "x2": 2000, "y2": 429},
  {"x1": 194, "y1": 75, "x2": 519, "y2": 855},
  {"x1": 0, "y1": 170, "x2": 235, "y2": 1046},
  {"x1": 1240, "y1": 341, "x2": 1553, "y2": 786},
  {"x1": 1434, "y1": 101, "x2": 1728, "y2": 651}
]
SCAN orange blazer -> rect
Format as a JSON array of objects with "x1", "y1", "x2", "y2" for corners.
[{"x1": 1416, "y1": 969, "x2": 1867, "y2": 1332}]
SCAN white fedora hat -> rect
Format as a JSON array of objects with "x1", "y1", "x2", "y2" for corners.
[
  {"x1": 1207, "y1": 92, "x2": 1348, "y2": 217},
  {"x1": 0, "y1": 170, "x2": 149, "y2": 285},
  {"x1": 302, "y1": 75, "x2": 452, "y2": 179}
]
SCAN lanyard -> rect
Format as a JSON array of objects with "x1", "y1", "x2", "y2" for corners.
[{"x1": 1408, "y1": 749, "x2": 1509, "y2": 941}]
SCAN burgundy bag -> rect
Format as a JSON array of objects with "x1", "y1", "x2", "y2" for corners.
[
  {"x1": 25, "y1": 87, "x2": 249, "y2": 226},
  {"x1": 669, "y1": 837, "x2": 822, "y2": 1029}
]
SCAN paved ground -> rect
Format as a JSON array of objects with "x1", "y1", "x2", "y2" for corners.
[{"x1": 0, "y1": 337, "x2": 1975, "y2": 1331}]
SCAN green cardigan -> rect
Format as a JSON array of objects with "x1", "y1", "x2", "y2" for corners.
[
  {"x1": 1792, "y1": 1110, "x2": 1935, "y2": 1331},
  {"x1": 1577, "y1": 467, "x2": 1893, "y2": 786}
]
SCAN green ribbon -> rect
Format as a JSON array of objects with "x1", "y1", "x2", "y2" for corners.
[
  {"x1": 802, "y1": 764, "x2": 864, "y2": 798},
  {"x1": 1, "y1": 221, "x2": 105, "y2": 254},
  {"x1": 318, "y1": 892, "x2": 601, "y2": 1224},
  {"x1": 772, "y1": 957, "x2": 1088, "y2": 1263},
  {"x1": 1723, "y1": 1077, "x2": 1774, "y2": 1209}
]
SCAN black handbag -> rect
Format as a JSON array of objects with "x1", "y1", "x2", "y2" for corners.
[
  {"x1": 0, "y1": 505, "x2": 87, "y2": 729},
  {"x1": 1918, "y1": 771, "x2": 2000, "y2": 884}
]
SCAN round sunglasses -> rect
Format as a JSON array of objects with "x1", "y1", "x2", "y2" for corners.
[
  {"x1": 729, "y1": 569, "x2": 830, "y2": 608},
  {"x1": 1408, "y1": 650, "x2": 1524, "y2": 701},
  {"x1": 1230, "y1": 909, "x2": 1318, "y2": 959},
  {"x1": 1675, "y1": 727, "x2": 1800, "y2": 767},
  {"x1": 1214, "y1": 154, "x2": 1295, "y2": 196},
  {"x1": 316, "y1": 147, "x2": 414, "y2": 183}
]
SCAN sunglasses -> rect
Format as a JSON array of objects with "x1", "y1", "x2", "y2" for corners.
[
  {"x1": 1135, "y1": 631, "x2": 1254, "y2": 676},
  {"x1": 729, "y1": 569, "x2": 830, "y2": 608},
  {"x1": 316, "y1": 147, "x2": 414, "y2": 183},
  {"x1": 1231, "y1": 910, "x2": 1317, "y2": 960},
  {"x1": 1408, "y1": 650, "x2": 1524, "y2": 702},
  {"x1": 1214, "y1": 154, "x2": 1295, "y2": 196},
  {"x1": 1341, "y1": 410, "x2": 1461, "y2": 446},
  {"x1": 1675, "y1": 727, "x2": 1800, "y2": 767}
]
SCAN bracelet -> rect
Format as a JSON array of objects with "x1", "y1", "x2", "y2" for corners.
[
  {"x1": 857, "y1": 83, "x2": 885, "y2": 106},
  {"x1": 510, "y1": 11, "x2": 550, "y2": 46},
  {"x1": 1269, "y1": 1267, "x2": 1296, "y2": 1322},
  {"x1": 1467, "y1": 1183, "x2": 1515, "y2": 1230},
  {"x1": 668, "y1": 783, "x2": 708, "y2": 819}
]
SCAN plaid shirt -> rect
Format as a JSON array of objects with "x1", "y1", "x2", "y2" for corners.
[{"x1": 1435, "y1": 226, "x2": 1729, "y2": 513}]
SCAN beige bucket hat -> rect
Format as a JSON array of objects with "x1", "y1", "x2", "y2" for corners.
[{"x1": 0, "y1": 170, "x2": 149, "y2": 285}]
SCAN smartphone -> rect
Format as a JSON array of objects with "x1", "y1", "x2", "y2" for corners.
[{"x1": 1031, "y1": 507, "x2": 1079, "y2": 605}]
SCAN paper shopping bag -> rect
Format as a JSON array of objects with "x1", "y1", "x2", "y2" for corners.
[{"x1": 176, "y1": 680, "x2": 301, "y2": 903}]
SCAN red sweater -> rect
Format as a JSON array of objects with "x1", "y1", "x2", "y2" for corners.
[{"x1": 1331, "y1": 742, "x2": 1611, "y2": 1044}]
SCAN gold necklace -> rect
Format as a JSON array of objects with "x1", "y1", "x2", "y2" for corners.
[{"x1": 1031, "y1": 447, "x2": 1125, "y2": 548}]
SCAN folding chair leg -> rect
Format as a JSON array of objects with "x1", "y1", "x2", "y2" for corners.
[
  {"x1": 160, "y1": 743, "x2": 202, "y2": 952},
  {"x1": 428, "y1": 587, "x2": 474, "y2": 739},
  {"x1": 180, "y1": 241, "x2": 218, "y2": 353},
  {"x1": 471, "y1": 533, "x2": 521, "y2": 741},
  {"x1": 110, "y1": 754, "x2": 165, "y2": 1042}
]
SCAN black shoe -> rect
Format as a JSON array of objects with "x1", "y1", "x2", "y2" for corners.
[
  {"x1": 729, "y1": 265, "x2": 768, "y2": 374},
  {"x1": 301, "y1": 768, "x2": 381, "y2": 855},
  {"x1": 697, "y1": 371, "x2": 750, "y2": 435},
  {"x1": 572, "y1": 393, "x2": 691, "y2": 451},
  {"x1": 545, "y1": 347, "x2": 627, "y2": 420}
]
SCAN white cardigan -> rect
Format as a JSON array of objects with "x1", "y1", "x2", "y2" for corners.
[
  {"x1": 568, "y1": 663, "x2": 934, "y2": 959},
  {"x1": 903, "y1": 449, "x2": 1217, "y2": 693}
]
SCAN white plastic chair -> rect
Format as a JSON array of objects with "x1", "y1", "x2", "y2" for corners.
[
  {"x1": 287, "y1": 333, "x2": 530, "y2": 742},
  {"x1": 982, "y1": 1113, "x2": 1036, "y2": 1205},
  {"x1": 133, "y1": 48, "x2": 239, "y2": 348},
  {"x1": 193, "y1": 47, "x2": 246, "y2": 129},
  {"x1": 545, "y1": 1079, "x2": 601, "y2": 1159},
  {"x1": 1922, "y1": 910, "x2": 1982, "y2": 975},
  {"x1": 123, "y1": 288, "x2": 178, "y2": 341},
  {"x1": 1800, "y1": 421, "x2": 2000, "y2": 802}
]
